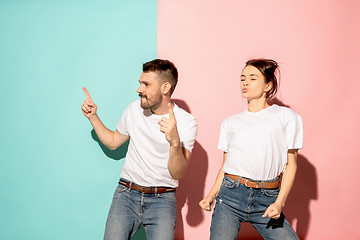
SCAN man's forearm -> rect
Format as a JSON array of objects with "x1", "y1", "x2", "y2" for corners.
[
  {"x1": 88, "y1": 114, "x2": 118, "y2": 150},
  {"x1": 167, "y1": 145, "x2": 189, "y2": 180}
]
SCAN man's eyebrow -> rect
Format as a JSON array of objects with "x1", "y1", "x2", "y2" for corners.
[{"x1": 139, "y1": 80, "x2": 150, "y2": 83}]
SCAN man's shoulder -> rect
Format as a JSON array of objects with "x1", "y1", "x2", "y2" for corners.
[
  {"x1": 174, "y1": 106, "x2": 196, "y2": 122},
  {"x1": 123, "y1": 99, "x2": 141, "y2": 113},
  {"x1": 120, "y1": 100, "x2": 142, "y2": 119},
  {"x1": 128, "y1": 99, "x2": 141, "y2": 108}
]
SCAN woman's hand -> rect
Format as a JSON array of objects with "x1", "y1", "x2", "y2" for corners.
[
  {"x1": 199, "y1": 195, "x2": 216, "y2": 211},
  {"x1": 262, "y1": 202, "x2": 282, "y2": 219}
]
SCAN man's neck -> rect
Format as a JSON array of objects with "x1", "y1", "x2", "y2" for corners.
[{"x1": 151, "y1": 99, "x2": 172, "y2": 115}]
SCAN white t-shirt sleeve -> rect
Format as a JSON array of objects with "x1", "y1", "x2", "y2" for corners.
[
  {"x1": 180, "y1": 117, "x2": 197, "y2": 152},
  {"x1": 218, "y1": 120, "x2": 229, "y2": 152},
  {"x1": 116, "y1": 106, "x2": 130, "y2": 136},
  {"x1": 285, "y1": 110, "x2": 303, "y2": 149}
]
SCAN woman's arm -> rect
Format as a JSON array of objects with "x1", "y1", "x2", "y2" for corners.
[
  {"x1": 263, "y1": 149, "x2": 298, "y2": 219},
  {"x1": 199, "y1": 152, "x2": 227, "y2": 211}
]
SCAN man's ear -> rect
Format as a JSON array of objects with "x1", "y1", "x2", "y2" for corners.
[{"x1": 161, "y1": 82, "x2": 172, "y2": 95}]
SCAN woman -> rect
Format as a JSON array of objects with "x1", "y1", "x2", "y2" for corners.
[{"x1": 199, "y1": 58, "x2": 303, "y2": 240}]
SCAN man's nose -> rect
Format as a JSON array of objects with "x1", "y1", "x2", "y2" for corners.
[{"x1": 136, "y1": 86, "x2": 143, "y2": 93}]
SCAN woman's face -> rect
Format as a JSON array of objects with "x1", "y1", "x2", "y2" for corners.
[{"x1": 240, "y1": 66, "x2": 272, "y2": 101}]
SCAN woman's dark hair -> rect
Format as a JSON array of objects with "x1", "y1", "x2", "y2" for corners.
[
  {"x1": 143, "y1": 59, "x2": 178, "y2": 95},
  {"x1": 245, "y1": 58, "x2": 280, "y2": 99}
]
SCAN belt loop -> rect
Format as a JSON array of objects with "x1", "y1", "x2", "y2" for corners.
[
  {"x1": 261, "y1": 181, "x2": 264, "y2": 189},
  {"x1": 129, "y1": 182, "x2": 133, "y2": 191},
  {"x1": 155, "y1": 187, "x2": 158, "y2": 195}
]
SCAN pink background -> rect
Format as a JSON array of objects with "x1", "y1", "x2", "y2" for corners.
[{"x1": 158, "y1": 0, "x2": 360, "y2": 239}]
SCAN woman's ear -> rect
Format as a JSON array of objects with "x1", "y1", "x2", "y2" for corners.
[{"x1": 265, "y1": 81, "x2": 273, "y2": 92}]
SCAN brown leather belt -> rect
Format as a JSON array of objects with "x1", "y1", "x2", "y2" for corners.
[
  {"x1": 119, "y1": 180, "x2": 176, "y2": 194},
  {"x1": 225, "y1": 174, "x2": 280, "y2": 189}
]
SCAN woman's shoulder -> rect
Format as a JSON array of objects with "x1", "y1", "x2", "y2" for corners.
[
  {"x1": 223, "y1": 110, "x2": 247, "y2": 121},
  {"x1": 220, "y1": 111, "x2": 247, "y2": 128},
  {"x1": 271, "y1": 104, "x2": 302, "y2": 123}
]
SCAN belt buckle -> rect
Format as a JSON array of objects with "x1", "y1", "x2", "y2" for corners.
[
  {"x1": 139, "y1": 186, "x2": 147, "y2": 193},
  {"x1": 244, "y1": 179, "x2": 260, "y2": 188}
]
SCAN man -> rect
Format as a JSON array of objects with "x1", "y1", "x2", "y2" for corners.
[{"x1": 81, "y1": 59, "x2": 197, "y2": 240}]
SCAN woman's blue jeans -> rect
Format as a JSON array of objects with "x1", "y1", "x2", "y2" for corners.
[
  {"x1": 210, "y1": 175, "x2": 299, "y2": 240},
  {"x1": 103, "y1": 181, "x2": 176, "y2": 240}
]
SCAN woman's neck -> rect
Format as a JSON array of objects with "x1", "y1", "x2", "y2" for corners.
[{"x1": 247, "y1": 98, "x2": 270, "y2": 113}]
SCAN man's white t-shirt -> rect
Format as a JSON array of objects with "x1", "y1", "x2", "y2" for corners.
[
  {"x1": 218, "y1": 104, "x2": 303, "y2": 181},
  {"x1": 117, "y1": 100, "x2": 197, "y2": 188}
]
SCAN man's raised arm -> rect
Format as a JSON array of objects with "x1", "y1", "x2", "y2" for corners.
[
  {"x1": 158, "y1": 103, "x2": 191, "y2": 180},
  {"x1": 82, "y1": 87, "x2": 129, "y2": 150}
]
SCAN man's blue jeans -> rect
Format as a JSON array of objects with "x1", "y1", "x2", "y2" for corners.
[
  {"x1": 104, "y1": 180, "x2": 176, "y2": 240},
  {"x1": 210, "y1": 175, "x2": 299, "y2": 240}
]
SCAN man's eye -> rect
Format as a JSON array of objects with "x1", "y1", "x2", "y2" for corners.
[
  {"x1": 240, "y1": 79, "x2": 245, "y2": 81},
  {"x1": 251, "y1": 78, "x2": 256, "y2": 81}
]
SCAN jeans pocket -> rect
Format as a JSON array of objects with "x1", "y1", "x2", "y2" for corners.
[
  {"x1": 263, "y1": 188, "x2": 280, "y2": 197},
  {"x1": 155, "y1": 192, "x2": 176, "y2": 202},
  {"x1": 117, "y1": 184, "x2": 129, "y2": 193},
  {"x1": 221, "y1": 176, "x2": 237, "y2": 189},
  {"x1": 113, "y1": 184, "x2": 128, "y2": 199}
]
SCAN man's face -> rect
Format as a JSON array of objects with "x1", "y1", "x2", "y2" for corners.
[{"x1": 136, "y1": 71, "x2": 163, "y2": 111}]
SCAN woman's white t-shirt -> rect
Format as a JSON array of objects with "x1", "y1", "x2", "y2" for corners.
[{"x1": 218, "y1": 104, "x2": 303, "y2": 181}]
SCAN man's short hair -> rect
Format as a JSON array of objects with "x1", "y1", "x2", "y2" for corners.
[{"x1": 142, "y1": 59, "x2": 178, "y2": 95}]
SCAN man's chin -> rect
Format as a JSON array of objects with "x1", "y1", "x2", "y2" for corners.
[
  {"x1": 140, "y1": 103, "x2": 151, "y2": 109},
  {"x1": 140, "y1": 98, "x2": 150, "y2": 109}
]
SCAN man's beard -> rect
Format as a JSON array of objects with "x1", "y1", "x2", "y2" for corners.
[{"x1": 139, "y1": 92, "x2": 162, "y2": 111}]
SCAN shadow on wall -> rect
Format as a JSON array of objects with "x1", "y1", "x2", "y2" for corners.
[
  {"x1": 236, "y1": 98, "x2": 318, "y2": 240},
  {"x1": 272, "y1": 98, "x2": 318, "y2": 240},
  {"x1": 173, "y1": 99, "x2": 209, "y2": 240},
  {"x1": 285, "y1": 154, "x2": 317, "y2": 240}
]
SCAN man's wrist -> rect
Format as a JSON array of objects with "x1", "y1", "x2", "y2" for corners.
[
  {"x1": 88, "y1": 114, "x2": 99, "y2": 122},
  {"x1": 170, "y1": 141, "x2": 181, "y2": 148}
]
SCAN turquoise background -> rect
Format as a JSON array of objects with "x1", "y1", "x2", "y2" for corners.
[{"x1": 0, "y1": 0, "x2": 156, "y2": 239}]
